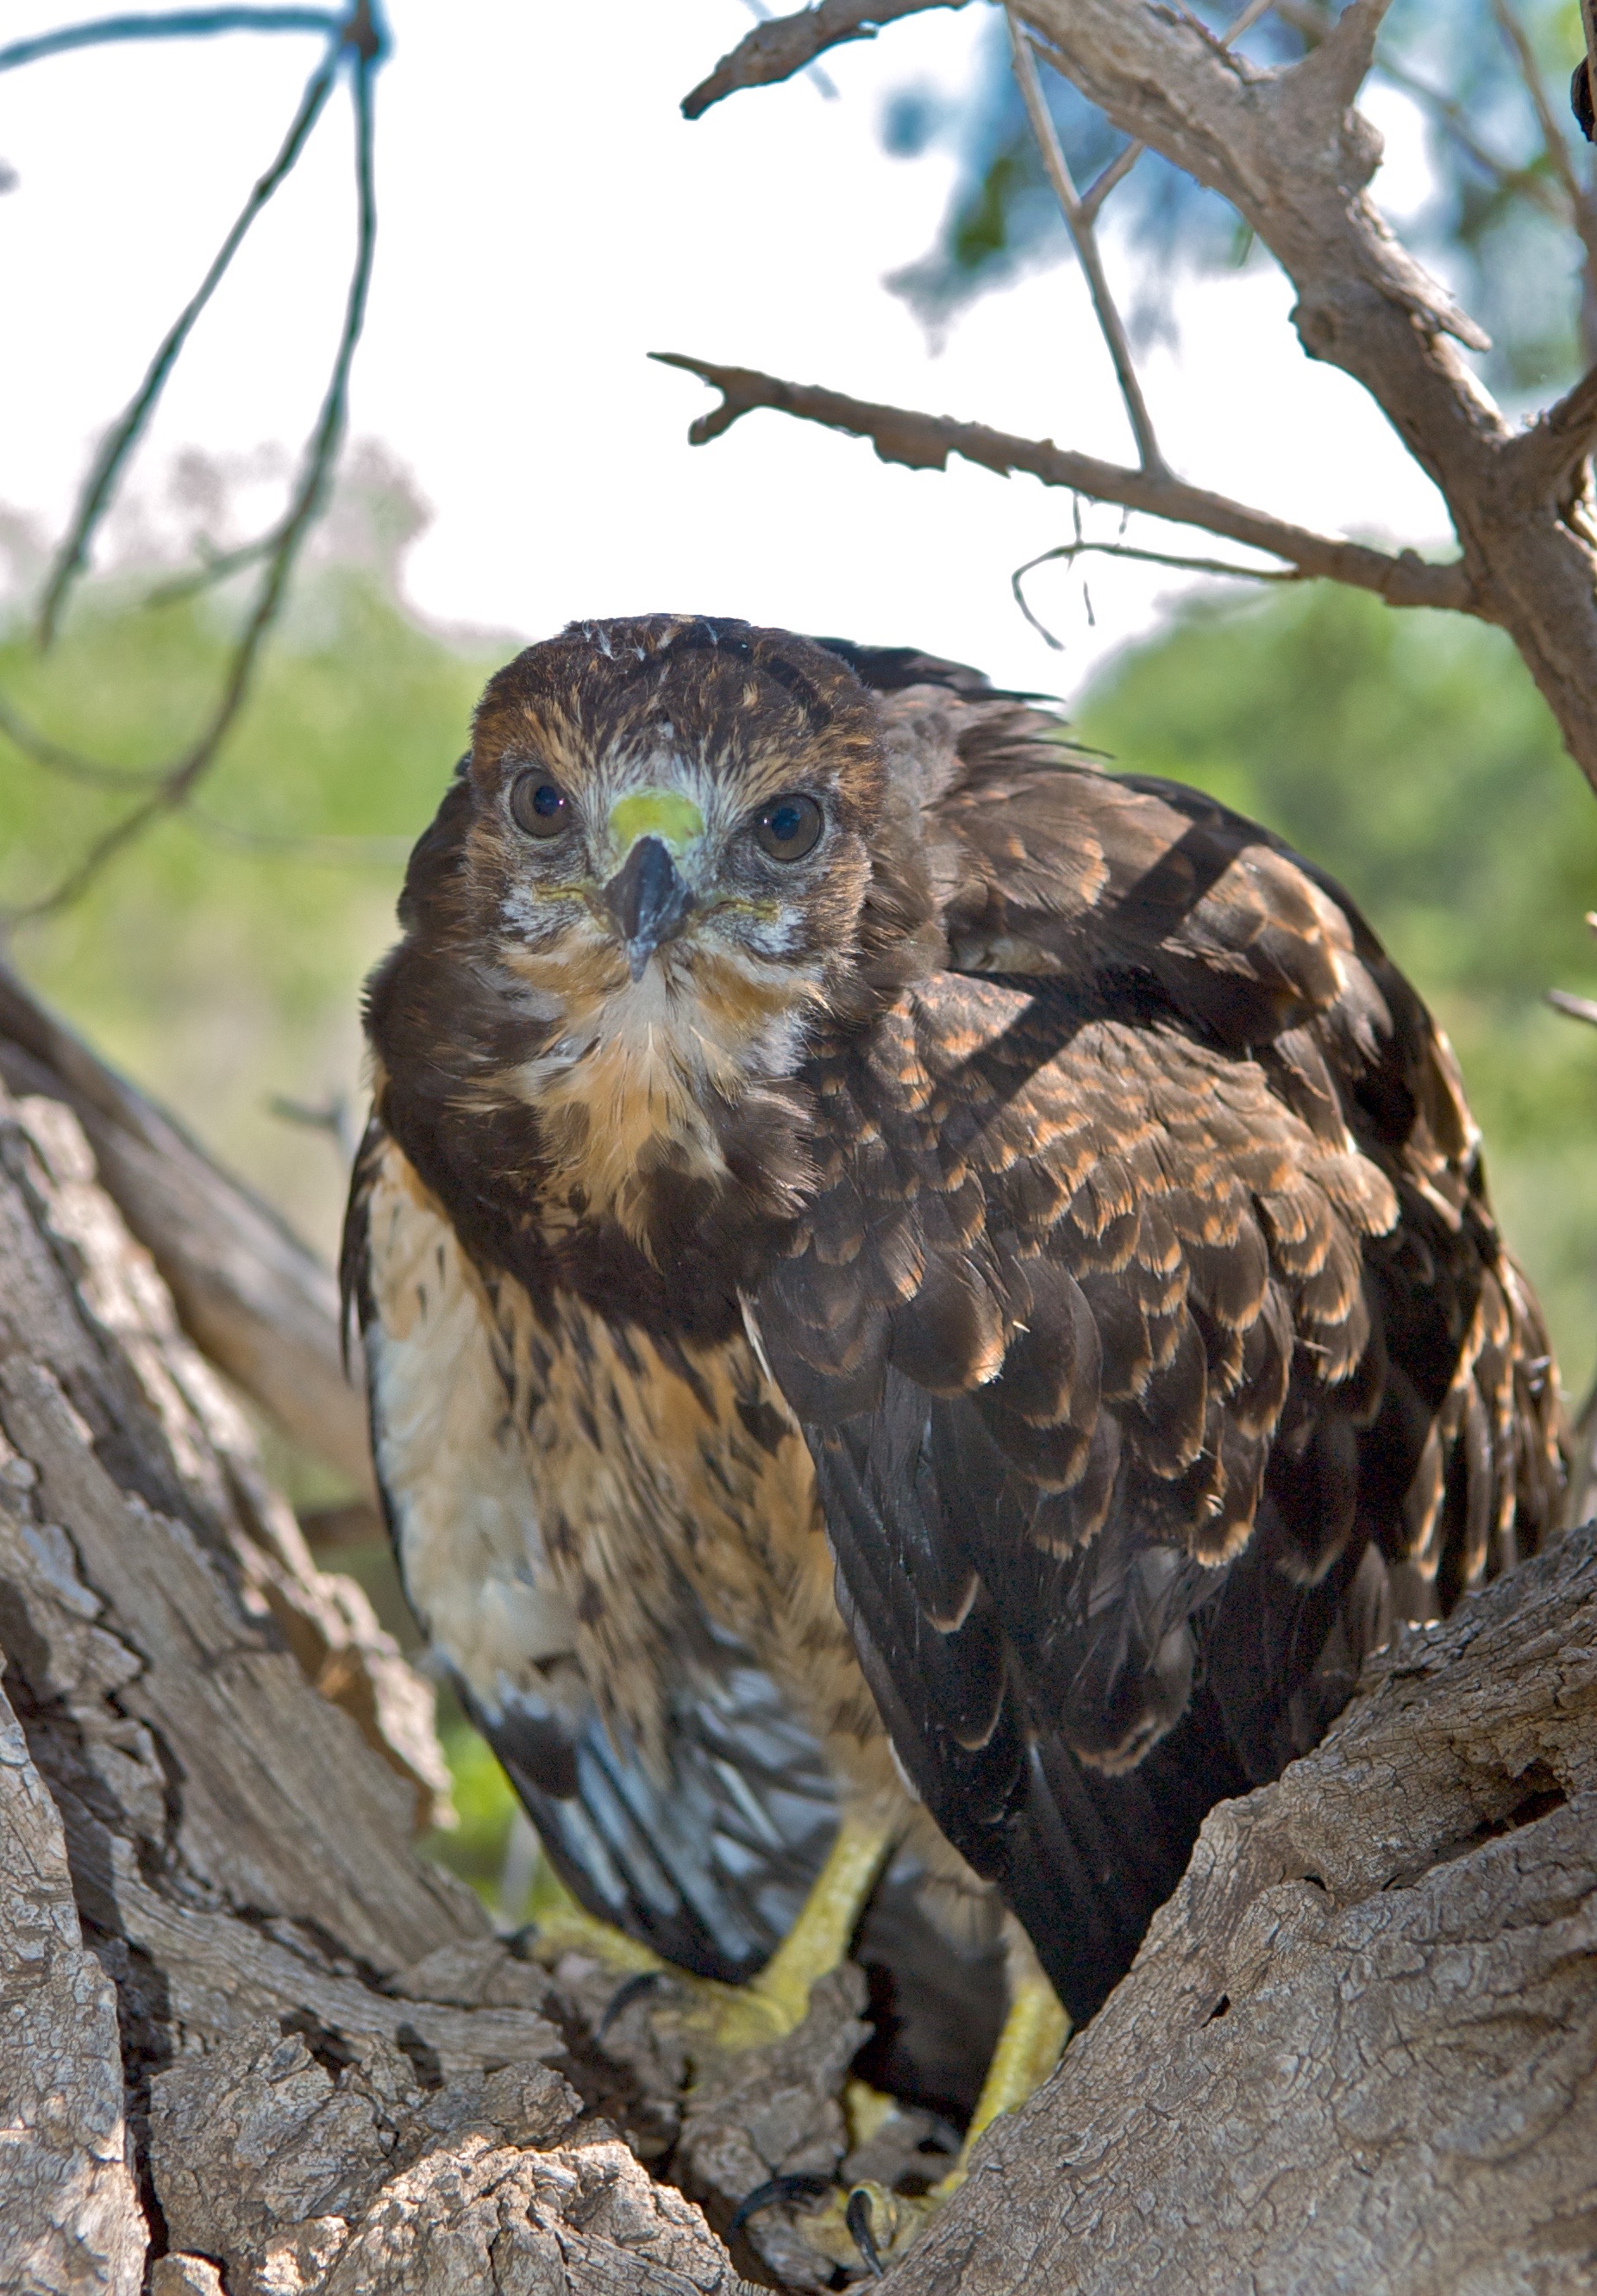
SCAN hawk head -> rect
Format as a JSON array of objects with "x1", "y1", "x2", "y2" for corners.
[{"x1": 367, "y1": 616, "x2": 939, "y2": 1255}]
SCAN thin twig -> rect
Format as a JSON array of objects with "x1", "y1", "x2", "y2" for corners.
[
  {"x1": 653, "y1": 352, "x2": 1476, "y2": 610},
  {"x1": 0, "y1": 693, "x2": 171, "y2": 790},
  {"x1": 142, "y1": 532, "x2": 282, "y2": 608},
  {"x1": 1547, "y1": 986, "x2": 1597, "y2": 1027},
  {"x1": 8, "y1": 17, "x2": 382, "y2": 924},
  {"x1": 1005, "y1": 11, "x2": 1165, "y2": 474},
  {"x1": 1011, "y1": 532, "x2": 1298, "y2": 648},
  {"x1": 0, "y1": 8, "x2": 341, "y2": 76},
  {"x1": 36, "y1": 41, "x2": 340, "y2": 645}
]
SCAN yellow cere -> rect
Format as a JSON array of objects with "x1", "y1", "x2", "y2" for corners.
[{"x1": 609, "y1": 790, "x2": 705, "y2": 856}]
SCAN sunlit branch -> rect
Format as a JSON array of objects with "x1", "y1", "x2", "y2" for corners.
[
  {"x1": 681, "y1": 0, "x2": 967, "y2": 121},
  {"x1": 1077, "y1": 0, "x2": 1281, "y2": 223},
  {"x1": 654, "y1": 352, "x2": 1475, "y2": 611}
]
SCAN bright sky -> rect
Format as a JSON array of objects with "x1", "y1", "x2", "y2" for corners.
[{"x1": 0, "y1": 0, "x2": 1452, "y2": 699}]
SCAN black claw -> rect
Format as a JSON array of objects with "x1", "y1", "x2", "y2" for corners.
[
  {"x1": 596, "y1": 1968, "x2": 665, "y2": 2043},
  {"x1": 846, "y1": 2187, "x2": 886, "y2": 2278},
  {"x1": 730, "y1": 2174, "x2": 835, "y2": 2236}
]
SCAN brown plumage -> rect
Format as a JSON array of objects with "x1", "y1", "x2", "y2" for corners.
[{"x1": 345, "y1": 614, "x2": 1563, "y2": 2070}]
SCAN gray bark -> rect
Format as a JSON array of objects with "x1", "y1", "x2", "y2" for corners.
[
  {"x1": 892, "y1": 1531, "x2": 1597, "y2": 2292},
  {"x1": 0, "y1": 1675, "x2": 145, "y2": 2296},
  {"x1": 0, "y1": 961, "x2": 373, "y2": 1497}
]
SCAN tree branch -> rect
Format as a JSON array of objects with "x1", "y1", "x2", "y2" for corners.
[
  {"x1": 0, "y1": 961, "x2": 373, "y2": 1495},
  {"x1": 681, "y1": 0, "x2": 965, "y2": 120},
  {"x1": 0, "y1": 7, "x2": 342, "y2": 77},
  {"x1": 651, "y1": 351, "x2": 1475, "y2": 608}
]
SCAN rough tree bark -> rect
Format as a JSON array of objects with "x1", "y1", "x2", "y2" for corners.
[
  {"x1": 0, "y1": 962, "x2": 373, "y2": 1498},
  {"x1": 0, "y1": 1080, "x2": 758, "y2": 2296},
  {"x1": 0, "y1": 1065, "x2": 1592, "y2": 2290}
]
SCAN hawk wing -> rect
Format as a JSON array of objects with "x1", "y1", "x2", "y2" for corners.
[{"x1": 754, "y1": 689, "x2": 1563, "y2": 2024}]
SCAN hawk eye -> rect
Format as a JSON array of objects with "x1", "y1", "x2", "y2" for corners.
[
  {"x1": 754, "y1": 793, "x2": 824, "y2": 862},
  {"x1": 509, "y1": 773, "x2": 571, "y2": 840}
]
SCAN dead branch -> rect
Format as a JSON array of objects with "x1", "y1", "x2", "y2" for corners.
[
  {"x1": 673, "y1": 0, "x2": 1597, "y2": 794},
  {"x1": 681, "y1": 0, "x2": 970, "y2": 121},
  {"x1": 650, "y1": 352, "x2": 1473, "y2": 605},
  {"x1": 0, "y1": 962, "x2": 372, "y2": 1495},
  {"x1": 887, "y1": 1524, "x2": 1597, "y2": 2291}
]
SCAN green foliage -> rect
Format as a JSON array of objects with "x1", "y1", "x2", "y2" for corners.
[
  {"x1": 423, "y1": 1708, "x2": 522, "y2": 1909},
  {"x1": 1076, "y1": 581, "x2": 1597, "y2": 1393},
  {"x1": 1, "y1": 568, "x2": 505, "y2": 1269}
]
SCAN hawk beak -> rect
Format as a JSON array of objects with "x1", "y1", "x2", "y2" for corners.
[{"x1": 603, "y1": 835, "x2": 694, "y2": 980}]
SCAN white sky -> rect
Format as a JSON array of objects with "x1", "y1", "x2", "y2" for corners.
[{"x1": 0, "y1": 0, "x2": 1452, "y2": 698}]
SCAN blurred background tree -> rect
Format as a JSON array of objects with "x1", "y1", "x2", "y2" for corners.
[{"x1": 880, "y1": 0, "x2": 1597, "y2": 391}]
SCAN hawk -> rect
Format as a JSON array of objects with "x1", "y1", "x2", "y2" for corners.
[{"x1": 345, "y1": 614, "x2": 1562, "y2": 2243}]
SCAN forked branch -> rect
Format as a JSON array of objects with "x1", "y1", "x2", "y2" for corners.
[
  {"x1": 1005, "y1": 11, "x2": 1165, "y2": 475},
  {"x1": 651, "y1": 352, "x2": 1475, "y2": 609}
]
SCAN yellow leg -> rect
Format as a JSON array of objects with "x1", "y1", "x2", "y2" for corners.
[
  {"x1": 522, "y1": 1818, "x2": 893, "y2": 2056},
  {"x1": 521, "y1": 1852, "x2": 667, "y2": 1975},
  {"x1": 949, "y1": 1967, "x2": 1070, "y2": 2162},
  {"x1": 799, "y1": 1963, "x2": 1070, "y2": 2273},
  {"x1": 742, "y1": 1812, "x2": 892, "y2": 2032},
  {"x1": 678, "y1": 1811, "x2": 893, "y2": 2055}
]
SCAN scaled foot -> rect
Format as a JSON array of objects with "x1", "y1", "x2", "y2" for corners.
[
  {"x1": 523, "y1": 1813, "x2": 892, "y2": 2066},
  {"x1": 794, "y1": 1969, "x2": 1070, "y2": 2274}
]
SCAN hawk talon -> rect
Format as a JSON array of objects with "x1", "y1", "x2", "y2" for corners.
[
  {"x1": 729, "y1": 2172, "x2": 836, "y2": 2235},
  {"x1": 845, "y1": 2187, "x2": 886, "y2": 2278},
  {"x1": 597, "y1": 1968, "x2": 667, "y2": 2043}
]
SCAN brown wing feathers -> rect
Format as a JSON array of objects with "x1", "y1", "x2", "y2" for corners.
[
  {"x1": 758, "y1": 687, "x2": 1561, "y2": 2017},
  {"x1": 352, "y1": 622, "x2": 1562, "y2": 2037}
]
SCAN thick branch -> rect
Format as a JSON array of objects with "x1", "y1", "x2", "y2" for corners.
[
  {"x1": 891, "y1": 1524, "x2": 1597, "y2": 2292},
  {"x1": 0, "y1": 963, "x2": 372, "y2": 1495},
  {"x1": 652, "y1": 353, "x2": 1475, "y2": 608},
  {"x1": 1010, "y1": 0, "x2": 1597, "y2": 785},
  {"x1": 681, "y1": 0, "x2": 967, "y2": 121}
]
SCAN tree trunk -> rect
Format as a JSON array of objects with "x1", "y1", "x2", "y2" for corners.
[{"x1": 0, "y1": 1073, "x2": 1593, "y2": 2292}]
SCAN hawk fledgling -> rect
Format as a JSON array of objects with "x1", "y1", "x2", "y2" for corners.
[{"x1": 345, "y1": 615, "x2": 1563, "y2": 2161}]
